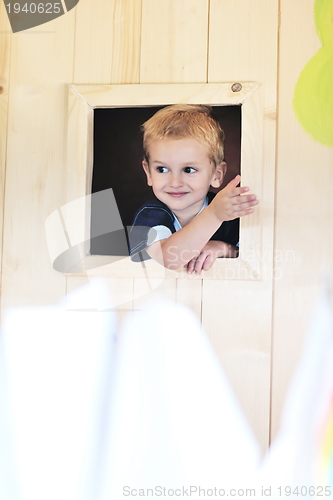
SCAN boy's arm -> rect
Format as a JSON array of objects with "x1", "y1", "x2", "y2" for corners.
[{"x1": 146, "y1": 175, "x2": 257, "y2": 270}]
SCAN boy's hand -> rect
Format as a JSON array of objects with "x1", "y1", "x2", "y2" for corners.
[
  {"x1": 210, "y1": 175, "x2": 258, "y2": 222},
  {"x1": 185, "y1": 241, "x2": 238, "y2": 275}
]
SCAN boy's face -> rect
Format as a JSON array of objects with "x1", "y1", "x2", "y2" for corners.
[{"x1": 142, "y1": 138, "x2": 226, "y2": 221}]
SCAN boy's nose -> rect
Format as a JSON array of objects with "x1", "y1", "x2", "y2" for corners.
[{"x1": 169, "y1": 172, "x2": 183, "y2": 188}]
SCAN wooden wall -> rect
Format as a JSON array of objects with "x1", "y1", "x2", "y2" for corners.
[
  {"x1": 0, "y1": 0, "x2": 332, "y2": 452},
  {"x1": 272, "y1": 0, "x2": 333, "y2": 438}
]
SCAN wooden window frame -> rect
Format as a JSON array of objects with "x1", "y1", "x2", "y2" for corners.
[{"x1": 66, "y1": 82, "x2": 263, "y2": 280}]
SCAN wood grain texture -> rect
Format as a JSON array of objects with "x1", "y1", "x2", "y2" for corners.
[
  {"x1": 69, "y1": 81, "x2": 259, "y2": 107},
  {"x1": 1, "y1": 13, "x2": 76, "y2": 311},
  {"x1": 140, "y1": 0, "x2": 209, "y2": 83},
  {"x1": 67, "y1": 85, "x2": 94, "y2": 203},
  {"x1": 133, "y1": 277, "x2": 177, "y2": 316},
  {"x1": 202, "y1": 279, "x2": 272, "y2": 451},
  {"x1": 176, "y1": 278, "x2": 202, "y2": 320},
  {"x1": 134, "y1": 0, "x2": 209, "y2": 336},
  {"x1": 66, "y1": 275, "x2": 134, "y2": 323},
  {"x1": 74, "y1": 0, "x2": 142, "y2": 84},
  {"x1": 71, "y1": 0, "x2": 143, "y2": 314},
  {"x1": 208, "y1": 0, "x2": 279, "y2": 107},
  {"x1": 203, "y1": 0, "x2": 279, "y2": 451},
  {"x1": 0, "y1": 3, "x2": 11, "y2": 277},
  {"x1": 271, "y1": 0, "x2": 333, "y2": 440}
]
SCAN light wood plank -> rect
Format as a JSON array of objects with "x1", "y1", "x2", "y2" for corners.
[
  {"x1": 0, "y1": 3, "x2": 11, "y2": 276},
  {"x1": 67, "y1": 85, "x2": 94, "y2": 204},
  {"x1": 176, "y1": 278, "x2": 202, "y2": 320},
  {"x1": 208, "y1": 0, "x2": 279, "y2": 107},
  {"x1": 1, "y1": 13, "x2": 76, "y2": 312},
  {"x1": 209, "y1": 0, "x2": 278, "y2": 283},
  {"x1": 70, "y1": 0, "x2": 140, "y2": 330},
  {"x1": 66, "y1": 276, "x2": 89, "y2": 295},
  {"x1": 202, "y1": 279, "x2": 272, "y2": 452},
  {"x1": 140, "y1": 0, "x2": 209, "y2": 83},
  {"x1": 69, "y1": 82, "x2": 259, "y2": 107},
  {"x1": 205, "y1": 0, "x2": 279, "y2": 451},
  {"x1": 271, "y1": 0, "x2": 333, "y2": 440},
  {"x1": 66, "y1": 275, "x2": 134, "y2": 324},
  {"x1": 133, "y1": 277, "x2": 177, "y2": 313},
  {"x1": 74, "y1": 0, "x2": 142, "y2": 84}
]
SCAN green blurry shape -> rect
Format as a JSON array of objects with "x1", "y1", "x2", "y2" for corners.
[
  {"x1": 315, "y1": 0, "x2": 333, "y2": 46},
  {"x1": 293, "y1": 0, "x2": 333, "y2": 148}
]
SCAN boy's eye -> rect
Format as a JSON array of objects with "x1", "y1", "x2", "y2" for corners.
[
  {"x1": 183, "y1": 166, "x2": 197, "y2": 173},
  {"x1": 156, "y1": 166, "x2": 168, "y2": 173}
]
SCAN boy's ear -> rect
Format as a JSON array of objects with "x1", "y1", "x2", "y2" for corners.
[
  {"x1": 210, "y1": 161, "x2": 227, "y2": 188},
  {"x1": 142, "y1": 160, "x2": 152, "y2": 186}
]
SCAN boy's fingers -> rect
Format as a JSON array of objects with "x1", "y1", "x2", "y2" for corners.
[
  {"x1": 225, "y1": 174, "x2": 241, "y2": 190},
  {"x1": 187, "y1": 253, "x2": 205, "y2": 274},
  {"x1": 229, "y1": 186, "x2": 250, "y2": 197},
  {"x1": 233, "y1": 195, "x2": 258, "y2": 207},
  {"x1": 194, "y1": 252, "x2": 215, "y2": 274},
  {"x1": 193, "y1": 254, "x2": 206, "y2": 274},
  {"x1": 230, "y1": 202, "x2": 257, "y2": 217},
  {"x1": 186, "y1": 257, "x2": 196, "y2": 274},
  {"x1": 202, "y1": 254, "x2": 214, "y2": 271},
  {"x1": 237, "y1": 208, "x2": 255, "y2": 217}
]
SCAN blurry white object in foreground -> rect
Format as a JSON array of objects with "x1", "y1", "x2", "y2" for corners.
[
  {"x1": 0, "y1": 279, "x2": 117, "y2": 500},
  {"x1": 1, "y1": 281, "x2": 333, "y2": 500},
  {"x1": 259, "y1": 289, "x2": 333, "y2": 498},
  {"x1": 100, "y1": 299, "x2": 260, "y2": 499}
]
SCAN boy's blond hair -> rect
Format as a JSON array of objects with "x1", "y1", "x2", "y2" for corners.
[{"x1": 142, "y1": 104, "x2": 225, "y2": 167}]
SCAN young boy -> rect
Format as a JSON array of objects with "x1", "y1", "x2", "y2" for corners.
[{"x1": 129, "y1": 104, "x2": 258, "y2": 274}]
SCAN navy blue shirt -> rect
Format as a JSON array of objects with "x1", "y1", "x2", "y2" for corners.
[{"x1": 129, "y1": 192, "x2": 239, "y2": 262}]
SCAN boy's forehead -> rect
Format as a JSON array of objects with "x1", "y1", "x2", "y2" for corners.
[{"x1": 148, "y1": 137, "x2": 211, "y2": 158}]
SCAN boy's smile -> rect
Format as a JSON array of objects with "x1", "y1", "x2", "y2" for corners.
[{"x1": 143, "y1": 138, "x2": 225, "y2": 226}]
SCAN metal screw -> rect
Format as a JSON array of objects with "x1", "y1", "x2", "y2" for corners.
[{"x1": 231, "y1": 83, "x2": 242, "y2": 92}]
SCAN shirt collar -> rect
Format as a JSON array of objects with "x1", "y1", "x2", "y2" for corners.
[{"x1": 172, "y1": 196, "x2": 208, "y2": 231}]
